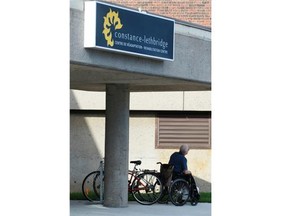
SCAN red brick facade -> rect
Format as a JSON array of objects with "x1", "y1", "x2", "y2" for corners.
[{"x1": 102, "y1": 0, "x2": 211, "y2": 27}]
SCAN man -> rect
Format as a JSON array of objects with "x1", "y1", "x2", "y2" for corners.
[{"x1": 168, "y1": 144, "x2": 200, "y2": 205}]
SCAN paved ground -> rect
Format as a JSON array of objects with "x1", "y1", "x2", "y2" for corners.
[{"x1": 70, "y1": 200, "x2": 211, "y2": 216}]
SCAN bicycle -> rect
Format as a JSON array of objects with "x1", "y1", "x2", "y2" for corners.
[
  {"x1": 81, "y1": 160, "x2": 104, "y2": 202},
  {"x1": 82, "y1": 160, "x2": 163, "y2": 205}
]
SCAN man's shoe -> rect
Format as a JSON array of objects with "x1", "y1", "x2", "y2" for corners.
[{"x1": 191, "y1": 197, "x2": 198, "y2": 206}]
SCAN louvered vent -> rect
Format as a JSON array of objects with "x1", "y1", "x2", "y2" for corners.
[{"x1": 156, "y1": 117, "x2": 211, "y2": 149}]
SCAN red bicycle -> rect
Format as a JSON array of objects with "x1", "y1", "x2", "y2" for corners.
[{"x1": 82, "y1": 160, "x2": 163, "y2": 205}]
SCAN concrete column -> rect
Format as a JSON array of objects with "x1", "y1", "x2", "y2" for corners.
[{"x1": 104, "y1": 84, "x2": 130, "y2": 207}]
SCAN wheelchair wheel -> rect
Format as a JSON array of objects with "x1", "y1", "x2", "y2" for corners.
[{"x1": 169, "y1": 179, "x2": 190, "y2": 206}]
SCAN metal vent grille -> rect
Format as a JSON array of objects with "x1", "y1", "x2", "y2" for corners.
[{"x1": 156, "y1": 117, "x2": 211, "y2": 149}]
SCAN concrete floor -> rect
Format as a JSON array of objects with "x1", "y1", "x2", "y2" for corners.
[{"x1": 70, "y1": 200, "x2": 211, "y2": 216}]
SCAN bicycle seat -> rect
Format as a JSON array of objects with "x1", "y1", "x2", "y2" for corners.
[{"x1": 130, "y1": 160, "x2": 142, "y2": 165}]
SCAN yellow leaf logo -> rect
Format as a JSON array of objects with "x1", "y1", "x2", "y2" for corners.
[{"x1": 102, "y1": 9, "x2": 123, "y2": 47}]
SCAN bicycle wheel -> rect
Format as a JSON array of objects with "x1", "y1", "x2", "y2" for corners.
[
  {"x1": 169, "y1": 179, "x2": 190, "y2": 206},
  {"x1": 131, "y1": 173, "x2": 163, "y2": 205},
  {"x1": 82, "y1": 171, "x2": 104, "y2": 202}
]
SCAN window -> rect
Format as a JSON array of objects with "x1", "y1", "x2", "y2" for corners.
[{"x1": 155, "y1": 113, "x2": 211, "y2": 149}]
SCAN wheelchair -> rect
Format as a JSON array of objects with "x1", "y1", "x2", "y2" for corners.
[{"x1": 156, "y1": 162, "x2": 200, "y2": 206}]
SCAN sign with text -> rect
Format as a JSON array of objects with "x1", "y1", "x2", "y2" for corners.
[{"x1": 84, "y1": 1, "x2": 175, "y2": 61}]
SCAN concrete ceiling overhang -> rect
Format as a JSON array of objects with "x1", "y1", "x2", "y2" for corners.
[{"x1": 70, "y1": 62, "x2": 211, "y2": 92}]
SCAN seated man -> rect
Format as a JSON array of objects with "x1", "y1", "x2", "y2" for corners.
[{"x1": 168, "y1": 144, "x2": 200, "y2": 204}]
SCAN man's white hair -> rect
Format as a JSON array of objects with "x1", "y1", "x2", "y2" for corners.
[{"x1": 180, "y1": 144, "x2": 189, "y2": 154}]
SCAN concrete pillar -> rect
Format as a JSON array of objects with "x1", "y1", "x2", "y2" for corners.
[{"x1": 104, "y1": 84, "x2": 130, "y2": 207}]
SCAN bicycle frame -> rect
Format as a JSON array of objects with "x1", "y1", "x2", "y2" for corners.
[
  {"x1": 128, "y1": 162, "x2": 143, "y2": 193},
  {"x1": 130, "y1": 172, "x2": 158, "y2": 191}
]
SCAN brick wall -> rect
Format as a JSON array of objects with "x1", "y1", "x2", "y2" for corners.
[{"x1": 102, "y1": 0, "x2": 211, "y2": 27}]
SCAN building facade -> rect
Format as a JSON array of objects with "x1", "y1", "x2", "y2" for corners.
[{"x1": 70, "y1": 0, "x2": 211, "y2": 203}]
